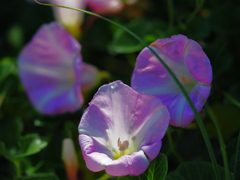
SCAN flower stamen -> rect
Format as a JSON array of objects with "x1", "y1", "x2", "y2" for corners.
[
  {"x1": 118, "y1": 138, "x2": 129, "y2": 156},
  {"x1": 180, "y1": 76, "x2": 192, "y2": 85}
]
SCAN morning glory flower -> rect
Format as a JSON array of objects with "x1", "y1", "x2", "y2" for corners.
[
  {"x1": 131, "y1": 35, "x2": 212, "y2": 127},
  {"x1": 87, "y1": 0, "x2": 136, "y2": 14},
  {"x1": 18, "y1": 22, "x2": 98, "y2": 115},
  {"x1": 49, "y1": 0, "x2": 87, "y2": 38},
  {"x1": 62, "y1": 138, "x2": 79, "y2": 180},
  {"x1": 78, "y1": 80, "x2": 170, "y2": 176}
]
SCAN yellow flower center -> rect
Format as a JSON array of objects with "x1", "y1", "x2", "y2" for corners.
[{"x1": 113, "y1": 138, "x2": 131, "y2": 159}]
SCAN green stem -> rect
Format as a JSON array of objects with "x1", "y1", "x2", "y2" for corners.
[
  {"x1": 167, "y1": 0, "x2": 174, "y2": 30},
  {"x1": 12, "y1": 158, "x2": 21, "y2": 178},
  {"x1": 223, "y1": 92, "x2": 240, "y2": 109},
  {"x1": 34, "y1": 1, "x2": 220, "y2": 179},
  {"x1": 167, "y1": 129, "x2": 183, "y2": 163},
  {"x1": 205, "y1": 103, "x2": 230, "y2": 180},
  {"x1": 234, "y1": 130, "x2": 240, "y2": 179},
  {"x1": 97, "y1": 173, "x2": 111, "y2": 180}
]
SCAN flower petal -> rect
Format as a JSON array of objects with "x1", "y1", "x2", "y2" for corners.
[
  {"x1": 182, "y1": 84, "x2": 211, "y2": 127},
  {"x1": 105, "y1": 150, "x2": 149, "y2": 176},
  {"x1": 87, "y1": 0, "x2": 123, "y2": 14},
  {"x1": 79, "y1": 81, "x2": 169, "y2": 152},
  {"x1": 185, "y1": 39, "x2": 212, "y2": 84},
  {"x1": 79, "y1": 134, "x2": 113, "y2": 172},
  {"x1": 79, "y1": 81, "x2": 170, "y2": 175},
  {"x1": 49, "y1": 0, "x2": 87, "y2": 38},
  {"x1": 18, "y1": 22, "x2": 83, "y2": 114},
  {"x1": 141, "y1": 140, "x2": 162, "y2": 161},
  {"x1": 130, "y1": 95, "x2": 170, "y2": 160},
  {"x1": 131, "y1": 35, "x2": 212, "y2": 127},
  {"x1": 62, "y1": 138, "x2": 78, "y2": 180},
  {"x1": 80, "y1": 63, "x2": 100, "y2": 91}
]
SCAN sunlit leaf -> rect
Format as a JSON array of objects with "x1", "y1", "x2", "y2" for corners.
[
  {"x1": 13, "y1": 134, "x2": 48, "y2": 158},
  {"x1": 1, "y1": 134, "x2": 47, "y2": 159}
]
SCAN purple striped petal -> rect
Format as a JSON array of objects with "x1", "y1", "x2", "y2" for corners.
[
  {"x1": 18, "y1": 22, "x2": 83, "y2": 114},
  {"x1": 131, "y1": 35, "x2": 212, "y2": 127}
]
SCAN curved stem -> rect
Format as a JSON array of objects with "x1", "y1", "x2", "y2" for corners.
[
  {"x1": 33, "y1": 1, "x2": 220, "y2": 179},
  {"x1": 205, "y1": 103, "x2": 230, "y2": 180},
  {"x1": 223, "y1": 92, "x2": 240, "y2": 109}
]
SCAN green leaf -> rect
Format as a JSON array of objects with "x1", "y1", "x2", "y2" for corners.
[
  {"x1": 166, "y1": 172, "x2": 185, "y2": 180},
  {"x1": 109, "y1": 18, "x2": 168, "y2": 54},
  {"x1": 166, "y1": 161, "x2": 234, "y2": 180},
  {"x1": 17, "y1": 172, "x2": 59, "y2": 180},
  {"x1": 13, "y1": 134, "x2": 48, "y2": 158},
  {"x1": 147, "y1": 153, "x2": 168, "y2": 180},
  {"x1": 0, "y1": 57, "x2": 16, "y2": 81},
  {"x1": 117, "y1": 153, "x2": 167, "y2": 180},
  {"x1": 7, "y1": 24, "x2": 24, "y2": 49},
  {"x1": 117, "y1": 174, "x2": 146, "y2": 180},
  {"x1": 0, "y1": 134, "x2": 47, "y2": 159}
]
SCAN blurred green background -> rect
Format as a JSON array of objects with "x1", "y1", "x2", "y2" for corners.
[{"x1": 0, "y1": 0, "x2": 240, "y2": 179}]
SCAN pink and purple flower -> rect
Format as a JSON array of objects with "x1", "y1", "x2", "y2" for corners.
[
  {"x1": 87, "y1": 0, "x2": 136, "y2": 14},
  {"x1": 78, "y1": 80, "x2": 170, "y2": 176},
  {"x1": 49, "y1": 0, "x2": 87, "y2": 38},
  {"x1": 131, "y1": 35, "x2": 212, "y2": 127},
  {"x1": 18, "y1": 22, "x2": 98, "y2": 115}
]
